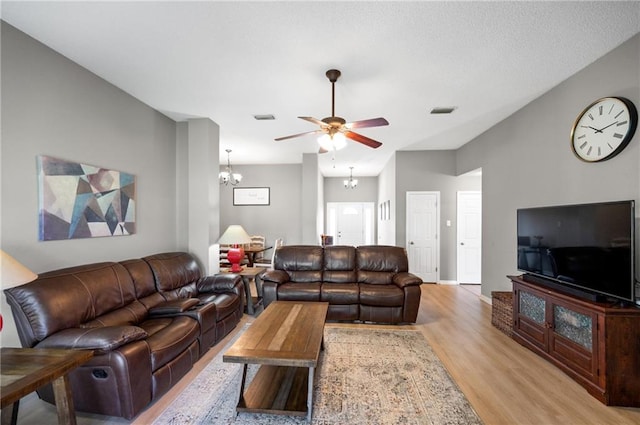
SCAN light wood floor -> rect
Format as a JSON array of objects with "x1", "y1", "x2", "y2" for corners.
[{"x1": 8, "y1": 284, "x2": 640, "y2": 424}]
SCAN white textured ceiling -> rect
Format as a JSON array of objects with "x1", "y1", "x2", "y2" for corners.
[{"x1": 2, "y1": 1, "x2": 639, "y2": 176}]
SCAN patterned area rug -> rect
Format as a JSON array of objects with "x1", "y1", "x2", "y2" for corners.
[{"x1": 153, "y1": 326, "x2": 483, "y2": 425}]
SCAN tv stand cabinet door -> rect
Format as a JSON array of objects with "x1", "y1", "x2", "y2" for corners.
[
  {"x1": 548, "y1": 299, "x2": 598, "y2": 384},
  {"x1": 514, "y1": 283, "x2": 548, "y2": 352}
]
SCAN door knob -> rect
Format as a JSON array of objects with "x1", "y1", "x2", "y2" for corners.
[
  {"x1": 410, "y1": 241, "x2": 414, "y2": 245},
  {"x1": 460, "y1": 242, "x2": 465, "y2": 245}
]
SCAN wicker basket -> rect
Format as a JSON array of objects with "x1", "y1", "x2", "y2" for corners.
[{"x1": 491, "y1": 291, "x2": 513, "y2": 337}]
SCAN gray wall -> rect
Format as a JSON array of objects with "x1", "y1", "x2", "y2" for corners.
[
  {"x1": 324, "y1": 176, "x2": 378, "y2": 203},
  {"x1": 377, "y1": 154, "x2": 397, "y2": 245},
  {"x1": 219, "y1": 163, "x2": 303, "y2": 249},
  {"x1": 1, "y1": 23, "x2": 179, "y2": 346},
  {"x1": 457, "y1": 34, "x2": 640, "y2": 298},
  {"x1": 395, "y1": 151, "x2": 482, "y2": 280}
]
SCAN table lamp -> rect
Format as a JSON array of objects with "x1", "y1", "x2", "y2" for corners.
[
  {"x1": 1, "y1": 250, "x2": 38, "y2": 331},
  {"x1": 218, "y1": 225, "x2": 252, "y2": 272}
]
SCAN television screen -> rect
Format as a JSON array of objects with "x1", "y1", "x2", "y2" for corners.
[{"x1": 517, "y1": 200, "x2": 635, "y2": 302}]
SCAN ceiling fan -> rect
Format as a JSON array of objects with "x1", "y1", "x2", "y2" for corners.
[{"x1": 275, "y1": 69, "x2": 389, "y2": 153}]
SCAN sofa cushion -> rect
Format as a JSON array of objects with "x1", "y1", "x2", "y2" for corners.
[
  {"x1": 148, "y1": 299, "x2": 200, "y2": 316},
  {"x1": 276, "y1": 282, "x2": 321, "y2": 302},
  {"x1": 200, "y1": 293, "x2": 242, "y2": 321},
  {"x1": 81, "y1": 301, "x2": 148, "y2": 328},
  {"x1": 138, "y1": 316, "x2": 200, "y2": 372},
  {"x1": 4, "y1": 262, "x2": 137, "y2": 346},
  {"x1": 274, "y1": 245, "x2": 323, "y2": 283},
  {"x1": 321, "y1": 283, "x2": 359, "y2": 304},
  {"x1": 144, "y1": 252, "x2": 201, "y2": 294},
  {"x1": 323, "y1": 246, "x2": 357, "y2": 283},
  {"x1": 359, "y1": 283, "x2": 404, "y2": 307},
  {"x1": 36, "y1": 326, "x2": 148, "y2": 355},
  {"x1": 357, "y1": 246, "x2": 409, "y2": 284}
]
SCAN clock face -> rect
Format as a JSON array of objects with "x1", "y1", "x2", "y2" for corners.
[{"x1": 570, "y1": 97, "x2": 637, "y2": 162}]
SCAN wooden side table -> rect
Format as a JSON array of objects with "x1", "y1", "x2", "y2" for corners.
[
  {"x1": 220, "y1": 266, "x2": 267, "y2": 315},
  {"x1": 1, "y1": 347, "x2": 93, "y2": 425}
]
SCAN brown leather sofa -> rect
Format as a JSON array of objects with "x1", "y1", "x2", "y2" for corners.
[
  {"x1": 262, "y1": 245, "x2": 422, "y2": 324},
  {"x1": 3, "y1": 252, "x2": 244, "y2": 419}
]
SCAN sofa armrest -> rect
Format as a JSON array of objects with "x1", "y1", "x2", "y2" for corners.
[
  {"x1": 393, "y1": 272, "x2": 423, "y2": 288},
  {"x1": 148, "y1": 298, "x2": 199, "y2": 316},
  {"x1": 261, "y1": 269, "x2": 290, "y2": 284},
  {"x1": 36, "y1": 326, "x2": 148, "y2": 355},
  {"x1": 197, "y1": 274, "x2": 242, "y2": 293}
]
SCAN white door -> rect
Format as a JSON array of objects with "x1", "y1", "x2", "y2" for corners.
[
  {"x1": 337, "y1": 203, "x2": 364, "y2": 246},
  {"x1": 326, "y1": 202, "x2": 374, "y2": 246},
  {"x1": 457, "y1": 191, "x2": 482, "y2": 284},
  {"x1": 406, "y1": 192, "x2": 439, "y2": 282}
]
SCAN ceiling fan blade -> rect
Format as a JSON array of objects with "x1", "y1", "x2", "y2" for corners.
[
  {"x1": 345, "y1": 131, "x2": 383, "y2": 149},
  {"x1": 345, "y1": 117, "x2": 389, "y2": 129},
  {"x1": 275, "y1": 129, "x2": 322, "y2": 141},
  {"x1": 299, "y1": 116, "x2": 327, "y2": 127}
]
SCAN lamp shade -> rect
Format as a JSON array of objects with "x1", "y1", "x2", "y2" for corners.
[
  {"x1": 1, "y1": 250, "x2": 38, "y2": 289},
  {"x1": 1, "y1": 250, "x2": 38, "y2": 331},
  {"x1": 218, "y1": 225, "x2": 252, "y2": 245}
]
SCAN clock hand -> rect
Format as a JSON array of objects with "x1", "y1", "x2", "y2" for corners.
[
  {"x1": 580, "y1": 125, "x2": 602, "y2": 133},
  {"x1": 596, "y1": 121, "x2": 618, "y2": 132}
]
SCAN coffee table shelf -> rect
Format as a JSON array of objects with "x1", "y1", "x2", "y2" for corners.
[{"x1": 238, "y1": 365, "x2": 310, "y2": 416}]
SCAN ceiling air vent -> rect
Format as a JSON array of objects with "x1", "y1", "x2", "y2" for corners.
[
  {"x1": 430, "y1": 107, "x2": 456, "y2": 114},
  {"x1": 253, "y1": 114, "x2": 275, "y2": 120}
]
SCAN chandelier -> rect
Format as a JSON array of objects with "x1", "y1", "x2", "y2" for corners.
[
  {"x1": 344, "y1": 166, "x2": 358, "y2": 189},
  {"x1": 219, "y1": 149, "x2": 242, "y2": 186}
]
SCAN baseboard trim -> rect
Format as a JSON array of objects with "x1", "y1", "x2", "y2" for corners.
[
  {"x1": 479, "y1": 294, "x2": 492, "y2": 305},
  {"x1": 438, "y1": 280, "x2": 458, "y2": 285}
]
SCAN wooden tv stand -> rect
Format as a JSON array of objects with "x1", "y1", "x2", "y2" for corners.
[{"x1": 510, "y1": 275, "x2": 640, "y2": 407}]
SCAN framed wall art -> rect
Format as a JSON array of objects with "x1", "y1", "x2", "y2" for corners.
[
  {"x1": 37, "y1": 155, "x2": 136, "y2": 240},
  {"x1": 233, "y1": 187, "x2": 270, "y2": 206}
]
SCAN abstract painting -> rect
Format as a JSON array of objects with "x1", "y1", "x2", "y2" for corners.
[{"x1": 37, "y1": 155, "x2": 136, "y2": 240}]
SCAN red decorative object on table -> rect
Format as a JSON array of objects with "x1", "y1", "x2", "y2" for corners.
[{"x1": 227, "y1": 245, "x2": 245, "y2": 272}]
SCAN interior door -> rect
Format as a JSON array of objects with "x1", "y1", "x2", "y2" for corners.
[
  {"x1": 406, "y1": 191, "x2": 439, "y2": 282},
  {"x1": 457, "y1": 191, "x2": 482, "y2": 284}
]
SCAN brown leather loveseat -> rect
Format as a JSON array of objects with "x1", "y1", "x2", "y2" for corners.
[
  {"x1": 262, "y1": 245, "x2": 422, "y2": 323},
  {"x1": 3, "y1": 252, "x2": 244, "y2": 419}
]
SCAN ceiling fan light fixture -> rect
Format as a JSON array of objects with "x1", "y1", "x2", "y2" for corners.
[{"x1": 318, "y1": 132, "x2": 347, "y2": 151}]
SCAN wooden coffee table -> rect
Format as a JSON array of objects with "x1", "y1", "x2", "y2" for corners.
[
  {"x1": 223, "y1": 301, "x2": 328, "y2": 422},
  {"x1": 1, "y1": 347, "x2": 93, "y2": 425}
]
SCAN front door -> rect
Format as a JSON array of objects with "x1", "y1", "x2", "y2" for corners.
[
  {"x1": 406, "y1": 191, "x2": 439, "y2": 282},
  {"x1": 326, "y1": 202, "x2": 374, "y2": 246},
  {"x1": 337, "y1": 203, "x2": 364, "y2": 246}
]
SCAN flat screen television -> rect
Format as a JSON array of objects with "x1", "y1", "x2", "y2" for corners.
[{"x1": 517, "y1": 200, "x2": 635, "y2": 303}]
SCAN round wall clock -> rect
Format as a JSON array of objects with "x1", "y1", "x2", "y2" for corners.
[{"x1": 570, "y1": 96, "x2": 637, "y2": 162}]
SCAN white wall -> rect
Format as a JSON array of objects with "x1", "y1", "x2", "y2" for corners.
[
  {"x1": 0, "y1": 23, "x2": 180, "y2": 347},
  {"x1": 457, "y1": 34, "x2": 640, "y2": 298}
]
